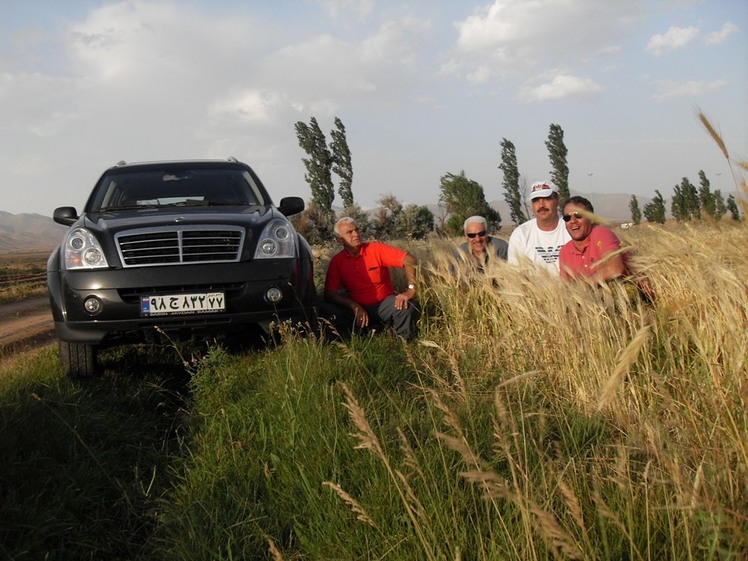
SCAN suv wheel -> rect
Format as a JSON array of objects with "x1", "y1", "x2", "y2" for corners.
[{"x1": 59, "y1": 341, "x2": 98, "y2": 378}]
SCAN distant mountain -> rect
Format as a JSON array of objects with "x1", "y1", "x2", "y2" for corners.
[{"x1": 0, "y1": 211, "x2": 67, "y2": 252}]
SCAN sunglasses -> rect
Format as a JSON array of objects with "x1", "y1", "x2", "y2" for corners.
[
  {"x1": 466, "y1": 231, "x2": 487, "y2": 238},
  {"x1": 562, "y1": 212, "x2": 583, "y2": 222}
]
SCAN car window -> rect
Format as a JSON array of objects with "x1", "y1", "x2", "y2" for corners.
[{"x1": 89, "y1": 169, "x2": 266, "y2": 211}]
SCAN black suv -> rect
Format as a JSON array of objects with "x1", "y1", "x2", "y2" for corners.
[{"x1": 47, "y1": 159, "x2": 315, "y2": 377}]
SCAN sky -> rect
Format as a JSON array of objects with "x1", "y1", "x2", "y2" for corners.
[{"x1": 1, "y1": 0, "x2": 746, "y2": 217}]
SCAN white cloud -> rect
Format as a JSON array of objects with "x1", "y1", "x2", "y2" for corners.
[
  {"x1": 69, "y1": 2, "x2": 271, "y2": 79},
  {"x1": 451, "y1": 0, "x2": 641, "y2": 82},
  {"x1": 455, "y1": 1, "x2": 525, "y2": 52},
  {"x1": 651, "y1": 79, "x2": 727, "y2": 100},
  {"x1": 706, "y1": 22, "x2": 737, "y2": 45},
  {"x1": 209, "y1": 90, "x2": 284, "y2": 124},
  {"x1": 519, "y1": 73, "x2": 604, "y2": 102},
  {"x1": 262, "y1": 16, "x2": 428, "y2": 115},
  {"x1": 646, "y1": 25, "x2": 699, "y2": 56}
]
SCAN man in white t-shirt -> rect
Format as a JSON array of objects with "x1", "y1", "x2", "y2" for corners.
[{"x1": 507, "y1": 180, "x2": 571, "y2": 274}]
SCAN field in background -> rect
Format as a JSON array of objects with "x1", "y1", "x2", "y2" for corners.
[{"x1": 0, "y1": 251, "x2": 48, "y2": 303}]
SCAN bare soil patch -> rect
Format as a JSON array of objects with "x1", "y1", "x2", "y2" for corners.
[{"x1": 0, "y1": 296, "x2": 55, "y2": 357}]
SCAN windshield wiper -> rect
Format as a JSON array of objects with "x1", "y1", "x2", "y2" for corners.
[{"x1": 97, "y1": 204, "x2": 157, "y2": 212}]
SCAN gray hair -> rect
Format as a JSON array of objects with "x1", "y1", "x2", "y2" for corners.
[
  {"x1": 334, "y1": 217, "x2": 357, "y2": 237},
  {"x1": 463, "y1": 215, "x2": 487, "y2": 234}
]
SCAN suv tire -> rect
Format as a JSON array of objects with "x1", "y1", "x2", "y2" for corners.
[{"x1": 59, "y1": 340, "x2": 97, "y2": 378}]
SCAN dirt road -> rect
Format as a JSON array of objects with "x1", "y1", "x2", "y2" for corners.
[{"x1": 0, "y1": 296, "x2": 56, "y2": 356}]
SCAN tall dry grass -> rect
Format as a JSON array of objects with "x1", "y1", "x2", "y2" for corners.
[
  {"x1": 326, "y1": 121, "x2": 748, "y2": 556},
  {"x1": 321, "y1": 216, "x2": 747, "y2": 558},
  {"x1": 160, "y1": 223, "x2": 747, "y2": 559}
]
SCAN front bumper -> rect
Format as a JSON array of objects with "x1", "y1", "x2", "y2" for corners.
[{"x1": 49, "y1": 259, "x2": 314, "y2": 344}]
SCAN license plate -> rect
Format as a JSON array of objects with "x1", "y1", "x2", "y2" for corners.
[{"x1": 141, "y1": 292, "x2": 225, "y2": 316}]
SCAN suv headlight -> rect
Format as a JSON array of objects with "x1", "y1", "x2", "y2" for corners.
[
  {"x1": 63, "y1": 228, "x2": 109, "y2": 269},
  {"x1": 254, "y1": 218, "x2": 296, "y2": 259}
]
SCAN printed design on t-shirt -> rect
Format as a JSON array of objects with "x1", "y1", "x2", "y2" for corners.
[{"x1": 535, "y1": 245, "x2": 564, "y2": 264}]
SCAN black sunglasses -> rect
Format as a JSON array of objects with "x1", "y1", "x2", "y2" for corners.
[
  {"x1": 466, "y1": 230, "x2": 487, "y2": 238},
  {"x1": 562, "y1": 212, "x2": 583, "y2": 222}
]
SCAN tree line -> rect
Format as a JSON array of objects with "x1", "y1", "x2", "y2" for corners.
[
  {"x1": 629, "y1": 170, "x2": 741, "y2": 225},
  {"x1": 294, "y1": 116, "x2": 742, "y2": 244}
]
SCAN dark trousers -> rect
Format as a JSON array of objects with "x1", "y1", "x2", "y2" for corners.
[{"x1": 318, "y1": 294, "x2": 418, "y2": 340}]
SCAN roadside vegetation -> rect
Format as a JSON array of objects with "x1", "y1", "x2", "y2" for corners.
[
  {"x1": 0, "y1": 252, "x2": 48, "y2": 303},
  {"x1": 2, "y1": 215, "x2": 747, "y2": 560}
]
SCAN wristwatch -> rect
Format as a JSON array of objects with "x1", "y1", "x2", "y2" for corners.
[{"x1": 408, "y1": 284, "x2": 416, "y2": 290}]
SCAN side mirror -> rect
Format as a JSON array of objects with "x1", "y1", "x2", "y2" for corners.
[
  {"x1": 53, "y1": 206, "x2": 79, "y2": 226},
  {"x1": 278, "y1": 196, "x2": 304, "y2": 217}
]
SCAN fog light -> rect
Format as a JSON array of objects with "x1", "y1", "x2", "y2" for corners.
[
  {"x1": 265, "y1": 287, "x2": 283, "y2": 303},
  {"x1": 84, "y1": 296, "x2": 102, "y2": 315}
]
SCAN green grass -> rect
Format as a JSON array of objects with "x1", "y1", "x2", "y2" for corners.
[
  {"x1": 2, "y1": 212, "x2": 747, "y2": 558},
  {"x1": 0, "y1": 345, "x2": 191, "y2": 561}
]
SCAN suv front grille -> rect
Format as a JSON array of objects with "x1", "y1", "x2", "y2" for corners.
[{"x1": 116, "y1": 226, "x2": 244, "y2": 266}]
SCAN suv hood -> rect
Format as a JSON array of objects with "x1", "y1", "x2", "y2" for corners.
[{"x1": 81, "y1": 205, "x2": 278, "y2": 236}]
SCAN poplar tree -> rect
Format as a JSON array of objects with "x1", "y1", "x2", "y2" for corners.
[
  {"x1": 684, "y1": 177, "x2": 701, "y2": 220},
  {"x1": 671, "y1": 183, "x2": 688, "y2": 222},
  {"x1": 330, "y1": 117, "x2": 354, "y2": 209},
  {"x1": 629, "y1": 195, "x2": 642, "y2": 225},
  {"x1": 697, "y1": 170, "x2": 716, "y2": 218},
  {"x1": 294, "y1": 117, "x2": 335, "y2": 233},
  {"x1": 643, "y1": 190, "x2": 667, "y2": 224},
  {"x1": 712, "y1": 190, "x2": 727, "y2": 221},
  {"x1": 499, "y1": 138, "x2": 527, "y2": 225},
  {"x1": 726, "y1": 195, "x2": 741, "y2": 221},
  {"x1": 545, "y1": 123, "x2": 569, "y2": 203}
]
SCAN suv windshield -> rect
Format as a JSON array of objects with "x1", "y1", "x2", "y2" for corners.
[{"x1": 88, "y1": 168, "x2": 266, "y2": 211}]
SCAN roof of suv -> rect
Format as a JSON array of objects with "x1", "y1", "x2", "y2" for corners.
[{"x1": 106, "y1": 158, "x2": 250, "y2": 173}]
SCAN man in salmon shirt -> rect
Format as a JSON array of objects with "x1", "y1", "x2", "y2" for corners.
[
  {"x1": 322, "y1": 217, "x2": 418, "y2": 339},
  {"x1": 558, "y1": 196, "x2": 630, "y2": 282}
]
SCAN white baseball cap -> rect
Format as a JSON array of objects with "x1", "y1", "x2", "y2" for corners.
[{"x1": 529, "y1": 181, "x2": 558, "y2": 200}]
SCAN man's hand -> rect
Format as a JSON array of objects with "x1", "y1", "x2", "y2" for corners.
[
  {"x1": 353, "y1": 304, "x2": 369, "y2": 327},
  {"x1": 394, "y1": 289, "x2": 414, "y2": 311}
]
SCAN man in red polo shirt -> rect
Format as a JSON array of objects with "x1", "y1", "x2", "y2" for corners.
[
  {"x1": 559, "y1": 196, "x2": 655, "y2": 303},
  {"x1": 558, "y1": 196, "x2": 630, "y2": 282},
  {"x1": 322, "y1": 217, "x2": 418, "y2": 339}
]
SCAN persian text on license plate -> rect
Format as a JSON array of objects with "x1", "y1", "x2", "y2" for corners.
[{"x1": 141, "y1": 292, "x2": 225, "y2": 316}]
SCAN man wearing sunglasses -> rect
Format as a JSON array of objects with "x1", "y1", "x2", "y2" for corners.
[
  {"x1": 455, "y1": 215, "x2": 508, "y2": 273},
  {"x1": 507, "y1": 181, "x2": 570, "y2": 273},
  {"x1": 558, "y1": 196, "x2": 630, "y2": 282}
]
